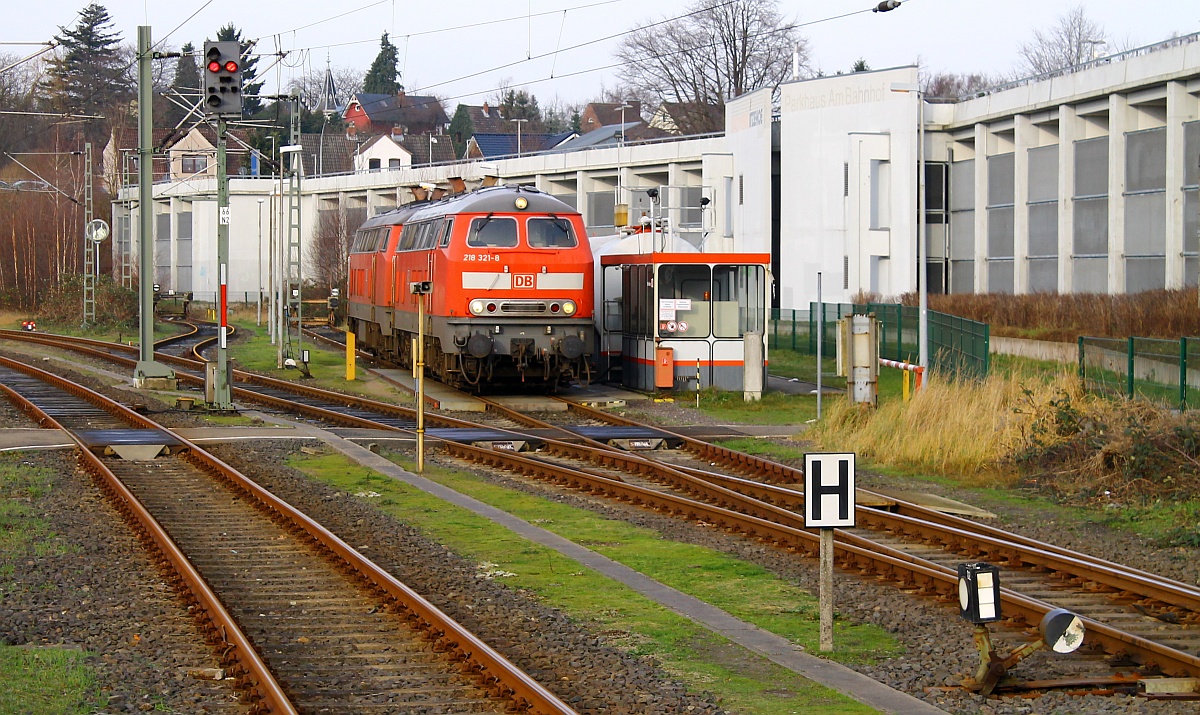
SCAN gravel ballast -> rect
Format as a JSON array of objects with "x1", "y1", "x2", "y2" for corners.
[{"x1": 4, "y1": 349, "x2": 1199, "y2": 714}]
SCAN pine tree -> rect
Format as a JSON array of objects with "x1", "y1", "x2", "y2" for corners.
[
  {"x1": 164, "y1": 42, "x2": 200, "y2": 126},
  {"x1": 216, "y1": 23, "x2": 263, "y2": 114},
  {"x1": 41, "y1": 3, "x2": 132, "y2": 118},
  {"x1": 363, "y1": 33, "x2": 401, "y2": 95},
  {"x1": 498, "y1": 88, "x2": 543, "y2": 130}
]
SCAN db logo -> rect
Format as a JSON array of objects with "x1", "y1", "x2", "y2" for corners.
[{"x1": 513, "y1": 274, "x2": 535, "y2": 289}]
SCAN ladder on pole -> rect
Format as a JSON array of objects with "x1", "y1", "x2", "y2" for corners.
[
  {"x1": 283, "y1": 94, "x2": 303, "y2": 362},
  {"x1": 82, "y1": 142, "x2": 96, "y2": 326},
  {"x1": 119, "y1": 151, "x2": 134, "y2": 288}
]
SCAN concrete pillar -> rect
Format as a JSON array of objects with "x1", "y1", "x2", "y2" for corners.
[
  {"x1": 1013, "y1": 115, "x2": 1033, "y2": 293},
  {"x1": 1165, "y1": 82, "x2": 1193, "y2": 288},
  {"x1": 575, "y1": 169, "x2": 589, "y2": 227},
  {"x1": 169, "y1": 196, "x2": 180, "y2": 288},
  {"x1": 1059, "y1": 104, "x2": 1080, "y2": 293},
  {"x1": 973, "y1": 123, "x2": 989, "y2": 293},
  {"x1": 1108, "y1": 93, "x2": 1129, "y2": 294}
]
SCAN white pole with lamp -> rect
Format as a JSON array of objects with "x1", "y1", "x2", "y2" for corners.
[
  {"x1": 257, "y1": 198, "x2": 264, "y2": 327},
  {"x1": 890, "y1": 81, "x2": 928, "y2": 370},
  {"x1": 877, "y1": 0, "x2": 927, "y2": 371},
  {"x1": 512, "y1": 118, "x2": 528, "y2": 157},
  {"x1": 429, "y1": 134, "x2": 437, "y2": 165}
]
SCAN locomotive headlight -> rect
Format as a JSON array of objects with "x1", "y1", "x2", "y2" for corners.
[
  {"x1": 514, "y1": 196, "x2": 529, "y2": 210},
  {"x1": 470, "y1": 299, "x2": 485, "y2": 315},
  {"x1": 562, "y1": 300, "x2": 577, "y2": 316}
]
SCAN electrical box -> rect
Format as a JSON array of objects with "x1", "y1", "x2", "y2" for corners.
[
  {"x1": 836, "y1": 314, "x2": 878, "y2": 406},
  {"x1": 655, "y1": 346, "x2": 675, "y2": 389}
]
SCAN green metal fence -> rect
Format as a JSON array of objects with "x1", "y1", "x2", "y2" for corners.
[
  {"x1": 768, "y1": 303, "x2": 990, "y2": 378},
  {"x1": 1079, "y1": 336, "x2": 1200, "y2": 410}
]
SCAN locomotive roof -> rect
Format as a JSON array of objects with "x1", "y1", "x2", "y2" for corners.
[{"x1": 360, "y1": 186, "x2": 579, "y2": 230}]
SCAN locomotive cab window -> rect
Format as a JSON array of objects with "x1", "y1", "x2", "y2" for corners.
[
  {"x1": 527, "y1": 217, "x2": 577, "y2": 248},
  {"x1": 437, "y1": 217, "x2": 454, "y2": 247},
  {"x1": 467, "y1": 216, "x2": 517, "y2": 248}
]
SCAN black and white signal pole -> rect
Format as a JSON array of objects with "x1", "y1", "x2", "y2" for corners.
[{"x1": 203, "y1": 40, "x2": 243, "y2": 409}]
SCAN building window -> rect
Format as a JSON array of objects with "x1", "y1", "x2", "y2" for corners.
[
  {"x1": 181, "y1": 156, "x2": 207, "y2": 175},
  {"x1": 388, "y1": 158, "x2": 402, "y2": 169},
  {"x1": 368, "y1": 158, "x2": 381, "y2": 172}
]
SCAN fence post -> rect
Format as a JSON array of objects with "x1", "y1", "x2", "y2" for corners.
[
  {"x1": 792, "y1": 310, "x2": 797, "y2": 352},
  {"x1": 1181, "y1": 337, "x2": 1188, "y2": 412},
  {"x1": 1077, "y1": 336, "x2": 1085, "y2": 385},
  {"x1": 808, "y1": 305, "x2": 814, "y2": 355},
  {"x1": 1127, "y1": 337, "x2": 1135, "y2": 400}
]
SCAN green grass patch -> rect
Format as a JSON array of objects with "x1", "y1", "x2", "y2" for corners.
[
  {"x1": 1084, "y1": 500, "x2": 1200, "y2": 547},
  {"x1": 692, "y1": 389, "x2": 816, "y2": 425},
  {"x1": 714, "y1": 438, "x2": 805, "y2": 461},
  {"x1": 288, "y1": 450, "x2": 896, "y2": 714},
  {"x1": 228, "y1": 321, "x2": 412, "y2": 403},
  {"x1": 0, "y1": 455, "x2": 64, "y2": 557},
  {"x1": 0, "y1": 456, "x2": 97, "y2": 712},
  {"x1": 189, "y1": 412, "x2": 274, "y2": 427},
  {"x1": 0, "y1": 646, "x2": 98, "y2": 714}
]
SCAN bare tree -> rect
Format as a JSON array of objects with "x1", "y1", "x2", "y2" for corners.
[
  {"x1": 0, "y1": 52, "x2": 44, "y2": 155},
  {"x1": 287, "y1": 66, "x2": 364, "y2": 113},
  {"x1": 310, "y1": 208, "x2": 349, "y2": 294},
  {"x1": 1017, "y1": 5, "x2": 1109, "y2": 76},
  {"x1": 921, "y1": 72, "x2": 997, "y2": 101},
  {"x1": 616, "y1": 0, "x2": 808, "y2": 133}
]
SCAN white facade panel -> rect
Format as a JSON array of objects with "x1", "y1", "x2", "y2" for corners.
[
  {"x1": 724, "y1": 88, "x2": 773, "y2": 255},
  {"x1": 776, "y1": 67, "x2": 919, "y2": 310}
]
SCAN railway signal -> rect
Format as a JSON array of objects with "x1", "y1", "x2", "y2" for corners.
[
  {"x1": 958, "y1": 563, "x2": 1087, "y2": 695},
  {"x1": 203, "y1": 41, "x2": 243, "y2": 116}
]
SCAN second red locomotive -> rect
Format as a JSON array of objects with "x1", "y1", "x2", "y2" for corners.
[{"x1": 346, "y1": 185, "x2": 595, "y2": 391}]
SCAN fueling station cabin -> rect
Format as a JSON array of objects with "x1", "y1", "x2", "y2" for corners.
[{"x1": 591, "y1": 213, "x2": 771, "y2": 398}]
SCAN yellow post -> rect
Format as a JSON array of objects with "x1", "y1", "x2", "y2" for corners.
[
  {"x1": 902, "y1": 369, "x2": 911, "y2": 402},
  {"x1": 345, "y1": 330, "x2": 356, "y2": 381},
  {"x1": 416, "y1": 295, "x2": 425, "y2": 473}
]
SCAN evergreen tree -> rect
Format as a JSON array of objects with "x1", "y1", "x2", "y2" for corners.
[
  {"x1": 498, "y1": 88, "x2": 543, "y2": 130},
  {"x1": 41, "y1": 3, "x2": 132, "y2": 121},
  {"x1": 164, "y1": 42, "x2": 200, "y2": 126},
  {"x1": 363, "y1": 33, "x2": 401, "y2": 95},
  {"x1": 852, "y1": 58, "x2": 870, "y2": 72},
  {"x1": 448, "y1": 104, "x2": 473, "y2": 158},
  {"x1": 216, "y1": 23, "x2": 263, "y2": 114}
]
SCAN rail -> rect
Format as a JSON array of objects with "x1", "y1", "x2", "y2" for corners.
[
  {"x1": 6, "y1": 329, "x2": 1199, "y2": 683},
  {"x1": 0, "y1": 349, "x2": 579, "y2": 715}
]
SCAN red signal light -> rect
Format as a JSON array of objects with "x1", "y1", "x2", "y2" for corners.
[
  {"x1": 207, "y1": 61, "x2": 221, "y2": 72},
  {"x1": 224, "y1": 60, "x2": 238, "y2": 73}
]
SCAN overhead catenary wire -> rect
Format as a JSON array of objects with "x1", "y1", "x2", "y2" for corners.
[{"x1": 411, "y1": 2, "x2": 887, "y2": 106}]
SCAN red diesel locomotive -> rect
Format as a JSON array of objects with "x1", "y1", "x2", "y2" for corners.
[{"x1": 345, "y1": 185, "x2": 595, "y2": 391}]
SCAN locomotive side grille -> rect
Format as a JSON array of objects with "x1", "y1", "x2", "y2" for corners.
[{"x1": 500, "y1": 301, "x2": 548, "y2": 314}]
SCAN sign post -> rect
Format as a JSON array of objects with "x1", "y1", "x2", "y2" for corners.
[{"x1": 804, "y1": 452, "x2": 856, "y2": 652}]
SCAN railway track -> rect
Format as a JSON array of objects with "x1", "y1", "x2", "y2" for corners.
[
  {"x1": 5, "y1": 328, "x2": 1200, "y2": 695},
  {"x1": 0, "y1": 352, "x2": 578, "y2": 715}
]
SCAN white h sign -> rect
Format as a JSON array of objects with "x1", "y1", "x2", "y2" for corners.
[{"x1": 804, "y1": 453, "x2": 856, "y2": 528}]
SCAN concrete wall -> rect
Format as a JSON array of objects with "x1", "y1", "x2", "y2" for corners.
[{"x1": 990, "y1": 336, "x2": 1076, "y2": 363}]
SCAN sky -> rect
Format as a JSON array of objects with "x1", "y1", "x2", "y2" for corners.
[{"x1": 2, "y1": 0, "x2": 1196, "y2": 111}]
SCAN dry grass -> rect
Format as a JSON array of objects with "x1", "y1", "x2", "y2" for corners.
[
  {"x1": 901, "y1": 289, "x2": 1200, "y2": 342},
  {"x1": 810, "y1": 368, "x2": 1083, "y2": 487},
  {"x1": 812, "y1": 362, "x2": 1200, "y2": 507}
]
